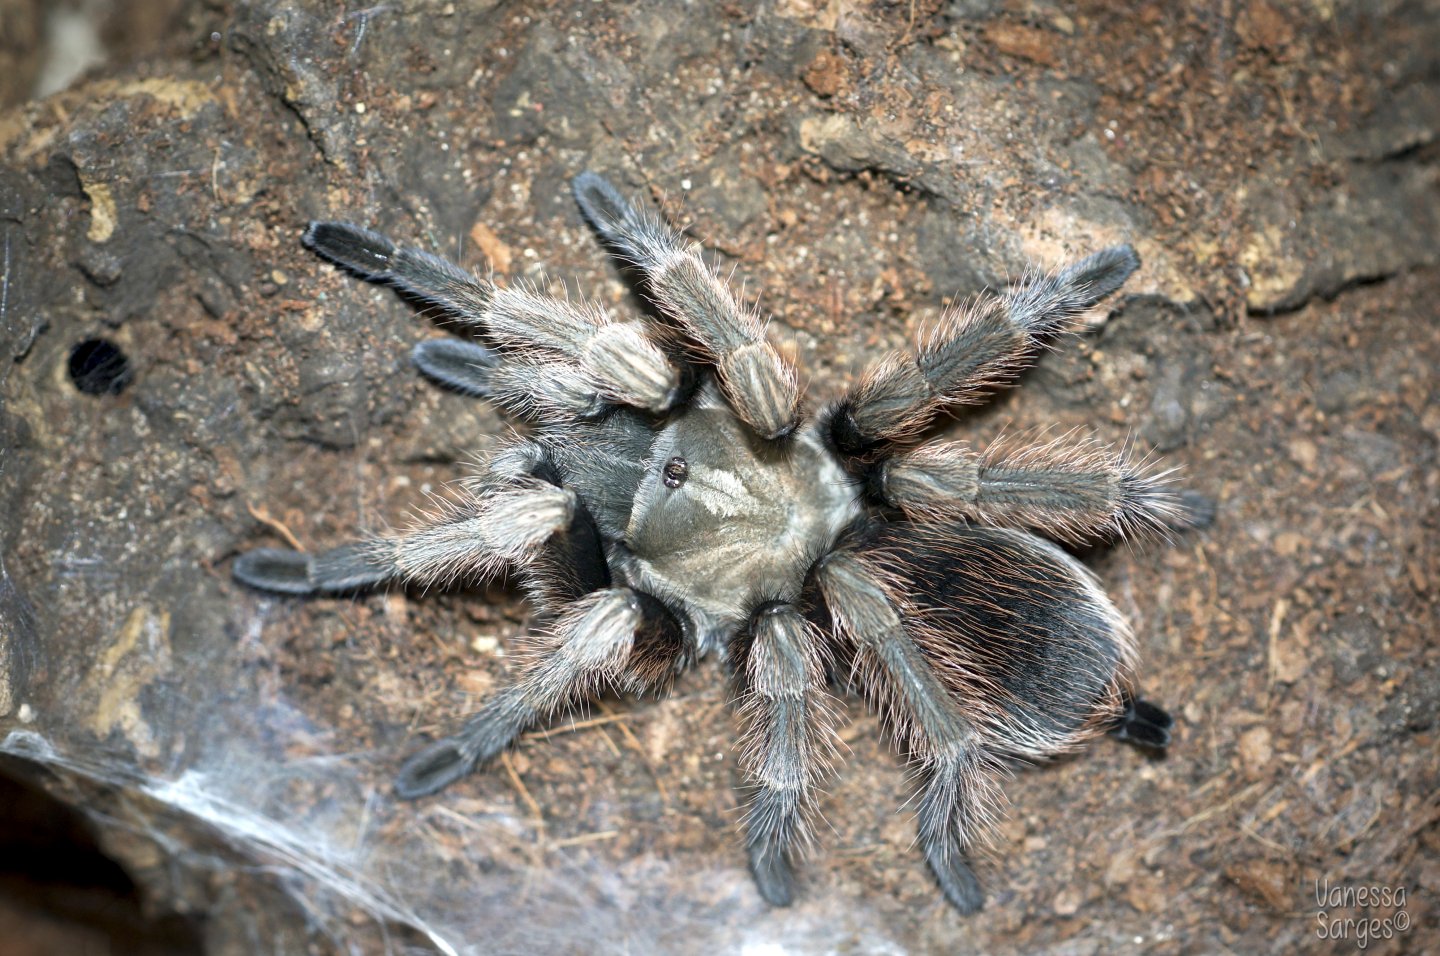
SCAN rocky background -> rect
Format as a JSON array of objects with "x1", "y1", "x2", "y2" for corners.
[{"x1": 1, "y1": 0, "x2": 1436, "y2": 953}]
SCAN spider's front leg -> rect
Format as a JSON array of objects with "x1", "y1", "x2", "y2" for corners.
[
  {"x1": 408, "y1": 337, "x2": 624, "y2": 422},
  {"x1": 730, "y1": 603, "x2": 839, "y2": 905},
  {"x1": 572, "y1": 172, "x2": 800, "y2": 439},
  {"x1": 824, "y1": 244, "x2": 1213, "y2": 541},
  {"x1": 395, "y1": 586, "x2": 686, "y2": 798},
  {"x1": 302, "y1": 221, "x2": 684, "y2": 416},
  {"x1": 828, "y1": 246, "x2": 1140, "y2": 455}
]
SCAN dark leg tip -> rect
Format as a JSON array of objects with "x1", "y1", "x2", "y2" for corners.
[
  {"x1": 411, "y1": 339, "x2": 498, "y2": 397},
  {"x1": 303, "y1": 221, "x2": 397, "y2": 278},
  {"x1": 926, "y1": 848, "x2": 985, "y2": 915},
  {"x1": 1173, "y1": 490, "x2": 1218, "y2": 531},
  {"x1": 749, "y1": 846, "x2": 796, "y2": 907},
  {"x1": 571, "y1": 171, "x2": 632, "y2": 235},
  {"x1": 1070, "y1": 244, "x2": 1142, "y2": 305},
  {"x1": 233, "y1": 548, "x2": 315, "y2": 595},
  {"x1": 394, "y1": 738, "x2": 479, "y2": 800},
  {"x1": 1112, "y1": 695, "x2": 1174, "y2": 750}
]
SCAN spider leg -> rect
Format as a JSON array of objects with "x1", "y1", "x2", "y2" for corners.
[
  {"x1": 409, "y1": 338, "x2": 499, "y2": 397},
  {"x1": 815, "y1": 550, "x2": 992, "y2": 913},
  {"x1": 303, "y1": 221, "x2": 682, "y2": 413},
  {"x1": 394, "y1": 587, "x2": 686, "y2": 798},
  {"x1": 828, "y1": 246, "x2": 1140, "y2": 454},
  {"x1": 231, "y1": 540, "x2": 394, "y2": 595},
  {"x1": 233, "y1": 481, "x2": 576, "y2": 595},
  {"x1": 731, "y1": 603, "x2": 839, "y2": 905},
  {"x1": 572, "y1": 172, "x2": 800, "y2": 439},
  {"x1": 876, "y1": 433, "x2": 1193, "y2": 543},
  {"x1": 412, "y1": 338, "x2": 613, "y2": 421}
]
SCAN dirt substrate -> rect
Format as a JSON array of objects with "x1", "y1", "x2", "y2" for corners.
[{"x1": 0, "y1": 1, "x2": 1436, "y2": 953}]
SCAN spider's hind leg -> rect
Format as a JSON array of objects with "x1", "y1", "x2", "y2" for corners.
[
  {"x1": 730, "y1": 603, "x2": 840, "y2": 906},
  {"x1": 917, "y1": 748, "x2": 996, "y2": 914},
  {"x1": 816, "y1": 521, "x2": 1143, "y2": 915},
  {"x1": 814, "y1": 550, "x2": 996, "y2": 914}
]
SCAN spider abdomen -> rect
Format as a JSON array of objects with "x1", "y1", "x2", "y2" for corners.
[{"x1": 850, "y1": 521, "x2": 1135, "y2": 756}]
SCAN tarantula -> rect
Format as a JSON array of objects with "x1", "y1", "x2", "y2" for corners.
[{"x1": 234, "y1": 171, "x2": 1197, "y2": 913}]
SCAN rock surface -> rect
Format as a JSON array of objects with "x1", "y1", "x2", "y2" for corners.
[{"x1": 1, "y1": 1, "x2": 1437, "y2": 953}]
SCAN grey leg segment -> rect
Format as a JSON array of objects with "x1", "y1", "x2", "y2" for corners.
[
  {"x1": 233, "y1": 541, "x2": 394, "y2": 595},
  {"x1": 831, "y1": 246, "x2": 1141, "y2": 452},
  {"x1": 413, "y1": 338, "x2": 611, "y2": 421},
  {"x1": 393, "y1": 587, "x2": 676, "y2": 798},
  {"x1": 1006, "y1": 245, "x2": 1141, "y2": 331},
  {"x1": 817, "y1": 553, "x2": 972, "y2": 749},
  {"x1": 572, "y1": 172, "x2": 800, "y2": 439},
  {"x1": 304, "y1": 221, "x2": 681, "y2": 414},
  {"x1": 411, "y1": 338, "x2": 500, "y2": 397},
  {"x1": 878, "y1": 434, "x2": 1188, "y2": 543},
  {"x1": 734, "y1": 603, "x2": 838, "y2": 905},
  {"x1": 387, "y1": 483, "x2": 577, "y2": 588},
  {"x1": 816, "y1": 551, "x2": 993, "y2": 913},
  {"x1": 303, "y1": 221, "x2": 489, "y2": 312},
  {"x1": 233, "y1": 483, "x2": 575, "y2": 596}
]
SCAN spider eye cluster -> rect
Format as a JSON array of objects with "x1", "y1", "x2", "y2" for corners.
[{"x1": 662, "y1": 456, "x2": 689, "y2": 489}]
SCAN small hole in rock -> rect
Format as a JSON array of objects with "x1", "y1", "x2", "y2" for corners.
[{"x1": 68, "y1": 338, "x2": 132, "y2": 396}]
